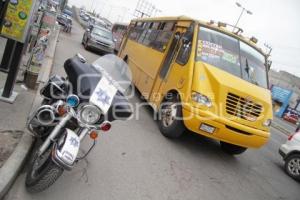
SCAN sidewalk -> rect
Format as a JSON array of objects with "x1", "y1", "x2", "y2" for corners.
[
  {"x1": 0, "y1": 25, "x2": 60, "y2": 199},
  {"x1": 0, "y1": 55, "x2": 36, "y2": 169}
]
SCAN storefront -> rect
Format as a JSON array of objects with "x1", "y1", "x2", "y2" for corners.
[{"x1": 271, "y1": 85, "x2": 293, "y2": 118}]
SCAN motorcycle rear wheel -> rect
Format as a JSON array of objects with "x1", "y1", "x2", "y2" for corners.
[{"x1": 25, "y1": 146, "x2": 64, "y2": 193}]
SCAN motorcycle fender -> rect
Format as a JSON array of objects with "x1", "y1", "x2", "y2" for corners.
[{"x1": 52, "y1": 129, "x2": 80, "y2": 170}]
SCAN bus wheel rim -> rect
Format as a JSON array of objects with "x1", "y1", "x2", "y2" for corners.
[{"x1": 162, "y1": 103, "x2": 177, "y2": 127}]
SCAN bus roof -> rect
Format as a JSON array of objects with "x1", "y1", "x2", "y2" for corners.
[{"x1": 131, "y1": 16, "x2": 266, "y2": 57}]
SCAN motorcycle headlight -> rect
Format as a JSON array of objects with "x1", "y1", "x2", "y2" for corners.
[
  {"x1": 191, "y1": 92, "x2": 212, "y2": 107},
  {"x1": 78, "y1": 104, "x2": 101, "y2": 125}
]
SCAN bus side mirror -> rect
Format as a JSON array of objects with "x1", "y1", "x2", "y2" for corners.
[
  {"x1": 182, "y1": 32, "x2": 193, "y2": 44},
  {"x1": 182, "y1": 24, "x2": 194, "y2": 44}
]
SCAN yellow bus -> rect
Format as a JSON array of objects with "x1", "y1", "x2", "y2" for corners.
[{"x1": 119, "y1": 16, "x2": 273, "y2": 155}]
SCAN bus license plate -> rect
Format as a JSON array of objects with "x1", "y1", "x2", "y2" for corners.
[{"x1": 200, "y1": 124, "x2": 215, "y2": 134}]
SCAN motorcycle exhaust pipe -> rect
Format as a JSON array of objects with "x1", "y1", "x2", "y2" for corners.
[{"x1": 36, "y1": 105, "x2": 56, "y2": 126}]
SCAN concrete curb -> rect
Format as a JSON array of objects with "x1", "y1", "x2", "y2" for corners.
[{"x1": 0, "y1": 27, "x2": 60, "y2": 199}]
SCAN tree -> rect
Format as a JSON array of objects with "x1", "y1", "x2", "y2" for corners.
[{"x1": 60, "y1": 0, "x2": 68, "y2": 11}]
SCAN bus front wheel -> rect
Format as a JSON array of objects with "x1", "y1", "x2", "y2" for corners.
[
  {"x1": 158, "y1": 95, "x2": 186, "y2": 138},
  {"x1": 220, "y1": 141, "x2": 247, "y2": 155}
]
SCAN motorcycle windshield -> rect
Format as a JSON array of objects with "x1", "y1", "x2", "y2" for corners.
[
  {"x1": 92, "y1": 54, "x2": 132, "y2": 94},
  {"x1": 90, "y1": 54, "x2": 132, "y2": 114}
]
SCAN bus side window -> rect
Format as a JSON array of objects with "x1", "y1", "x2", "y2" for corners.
[
  {"x1": 145, "y1": 22, "x2": 160, "y2": 47},
  {"x1": 142, "y1": 29, "x2": 154, "y2": 46},
  {"x1": 138, "y1": 28, "x2": 148, "y2": 43},
  {"x1": 129, "y1": 26, "x2": 144, "y2": 41},
  {"x1": 128, "y1": 27, "x2": 138, "y2": 40},
  {"x1": 152, "y1": 22, "x2": 175, "y2": 52},
  {"x1": 152, "y1": 31, "x2": 173, "y2": 52},
  {"x1": 176, "y1": 25, "x2": 194, "y2": 65}
]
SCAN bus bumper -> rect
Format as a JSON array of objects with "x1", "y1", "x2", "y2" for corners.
[{"x1": 182, "y1": 107, "x2": 270, "y2": 148}]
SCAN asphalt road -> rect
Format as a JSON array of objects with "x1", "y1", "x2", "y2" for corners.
[
  {"x1": 5, "y1": 21, "x2": 300, "y2": 200},
  {"x1": 273, "y1": 116, "x2": 297, "y2": 134}
]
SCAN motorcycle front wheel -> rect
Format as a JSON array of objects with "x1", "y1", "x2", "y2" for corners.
[{"x1": 25, "y1": 145, "x2": 64, "y2": 193}]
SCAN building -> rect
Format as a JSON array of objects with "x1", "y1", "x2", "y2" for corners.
[{"x1": 269, "y1": 69, "x2": 300, "y2": 108}]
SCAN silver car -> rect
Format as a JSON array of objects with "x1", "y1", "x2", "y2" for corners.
[
  {"x1": 82, "y1": 26, "x2": 115, "y2": 54},
  {"x1": 279, "y1": 130, "x2": 300, "y2": 181}
]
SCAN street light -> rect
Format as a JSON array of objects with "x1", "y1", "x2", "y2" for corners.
[{"x1": 233, "y1": 2, "x2": 253, "y2": 32}]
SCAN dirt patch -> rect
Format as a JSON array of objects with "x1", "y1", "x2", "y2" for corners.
[{"x1": 0, "y1": 130, "x2": 23, "y2": 168}]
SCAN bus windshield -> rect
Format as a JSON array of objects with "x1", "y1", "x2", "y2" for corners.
[{"x1": 196, "y1": 26, "x2": 268, "y2": 88}]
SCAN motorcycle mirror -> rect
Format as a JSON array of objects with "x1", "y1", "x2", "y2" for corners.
[{"x1": 76, "y1": 53, "x2": 87, "y2": 63}]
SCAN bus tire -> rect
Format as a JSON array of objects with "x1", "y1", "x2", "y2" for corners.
[
  {"x1": 158, "y1": 94, "x2": 186, "y2": 138},
  {"x1": 220, "y1": 141, "x2": 247, "y2": 155}
]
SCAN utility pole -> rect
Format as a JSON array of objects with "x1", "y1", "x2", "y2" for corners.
[{"x1": 233, "y1": 2, "x2": 252, "y2": 32}]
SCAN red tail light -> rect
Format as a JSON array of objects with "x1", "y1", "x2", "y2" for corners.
[
  {"x1": 100, "y1": 122, "x2": 111, "y2": 132},
  {"x1": 288, "y1": 132, "x2": 298, "y2": 141}
]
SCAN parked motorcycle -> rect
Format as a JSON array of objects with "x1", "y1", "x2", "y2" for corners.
[{"x1": 25, "y1": 54, "x2": 132, "y2": 193}]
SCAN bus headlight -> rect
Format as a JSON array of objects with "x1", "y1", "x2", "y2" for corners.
[
  {"x1": 191, "y1": 92, "x2": 212, "y2": 107},
  {"x1": 263, "y1": 119, "x2": 272, "y2": 127}
]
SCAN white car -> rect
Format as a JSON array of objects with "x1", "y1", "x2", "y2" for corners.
[{"x1": 279, "y1": 131, "x2": 300, "y2": 181}]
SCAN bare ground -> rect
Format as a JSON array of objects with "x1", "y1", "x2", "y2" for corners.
[{"x1": 0, "y1": 130, "x2": 23, "y2": 168}]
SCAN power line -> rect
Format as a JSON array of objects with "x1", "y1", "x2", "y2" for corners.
[{"x1": 133, "y1": 0, "x2": 161, "y2": 18}]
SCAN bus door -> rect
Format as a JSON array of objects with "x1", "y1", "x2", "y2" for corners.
[{"x1": 149, "y1": 25, "x2": 189, "y2": 107}]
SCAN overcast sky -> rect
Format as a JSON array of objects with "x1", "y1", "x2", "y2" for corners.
[{"x1": 69, "y1": 0, "x2": 300, "y2": 77}]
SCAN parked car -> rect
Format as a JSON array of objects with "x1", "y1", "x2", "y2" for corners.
[
  {"x1": 80, "y1": 11, "x2": 85, "y2": 18},
  {"x1": 88, "y1": 17, "x2": 106, "y2": 29},
  {"x1": 279, "y1": 131, "x2": 300, "y2": 181},
  {"x1": 57, "y1": 14, "x2": 72, "y2": 32},
  {"x1": 283, "y1": 111, "x2": 299, "y2": 124},
  {"x1": 81, "y1": 26, "x2": 115, "y2": 54},
  {"x1": 81, "y1": 14, "x2": 90, "y2": 22},
  {"x1": 63, "y1": 9, "x2": 73, "y2": 17}
]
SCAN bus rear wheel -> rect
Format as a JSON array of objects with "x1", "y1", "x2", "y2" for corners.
[
  {"x1": 158, "y1": 95, "x2": 186, "y2": 138},
  {"x1": 220, "y1": 141, "x2": 247, "y2": 155}
]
